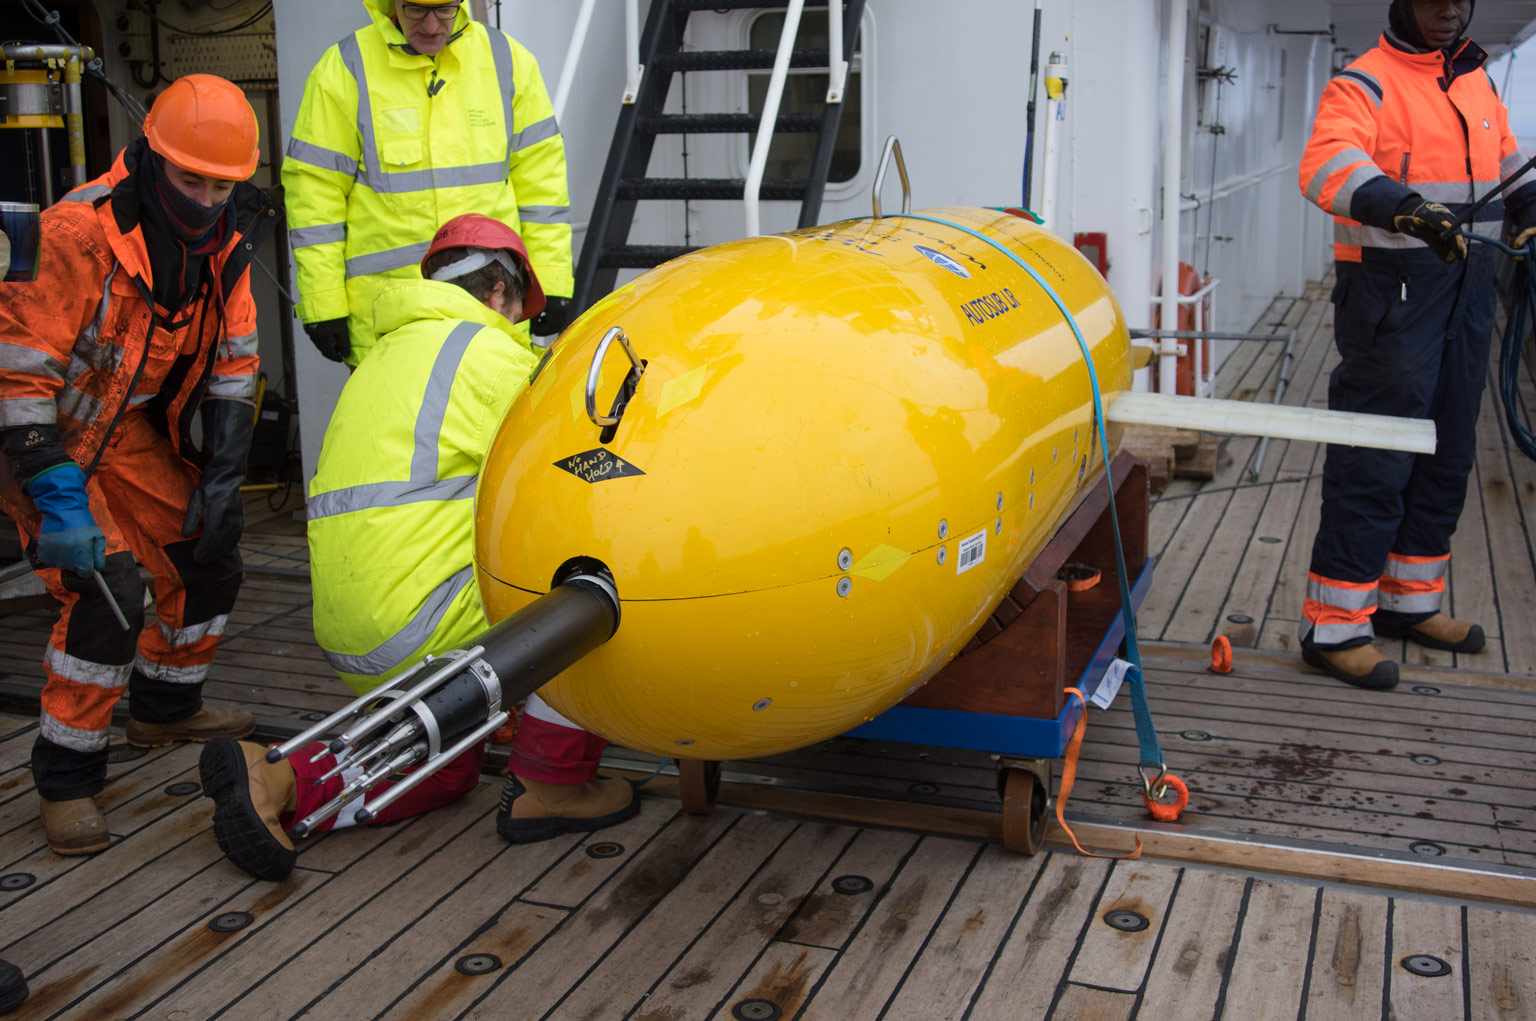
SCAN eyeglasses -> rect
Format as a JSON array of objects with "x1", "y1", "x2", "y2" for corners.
[{"x1": 400, "y1": 2, "x2": 460, "y2": 23}]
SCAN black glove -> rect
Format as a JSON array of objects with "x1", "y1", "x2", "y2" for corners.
[
  {"x1": 1392, "y1": 196, "x2": 1467, "y2": 263},
  {"x1": 530, "y1": 296, "x2": 573, "y2": 337},
  {"x1": 304, "y1": 317, "x2": 351, "y2": 362},
  {"x1": 182, "y1": 399, "x2": 254, "y2": 564}
]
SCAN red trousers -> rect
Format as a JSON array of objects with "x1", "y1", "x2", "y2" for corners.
[{"x1": 287, "y1": 703, "x2": 608, "y2": 831}]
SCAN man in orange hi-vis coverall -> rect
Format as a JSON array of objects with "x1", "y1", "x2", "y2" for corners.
[
  {"x1": 1296, "y1": 0, "x2": 1536, "y2": 689},
  {"x1": 0, "y1": 75, "x2": 276, "y2": 855}
]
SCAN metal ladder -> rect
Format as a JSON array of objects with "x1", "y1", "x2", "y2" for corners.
[{"x1": 571, "y1": 0, "x2": 866, "y2": 316}]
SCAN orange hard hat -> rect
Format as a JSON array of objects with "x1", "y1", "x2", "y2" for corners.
[
  {"x1": 143, "y1": 75, "x2": 259, "y2": 181},
  {"x1": 421, "y1": 213, "x2": 546, "y2": 322}
]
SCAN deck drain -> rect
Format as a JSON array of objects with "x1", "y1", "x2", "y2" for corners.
[
  {"x1": 208, "y1": 911, "x2": 253, "y2": 933},
  {"x1": 1410, "y1": 841, "x2": 1446, "y2": 857},
  {"x1": 1181, "y1": 730, "x2": 1212, "y2": 742},
  {"x1": 455, "y1": 954, "x2": 502, "y2": 976},
  {"x1": 1401, "y1": 955, "x2": 1451, "y2": 977},
  {"x1": 586, "y1": 842, "x2": 625, "y2": 859},
  {"x1": 1410, "y1": 754, "x2": 1440, "y2": 766},
  {"x1": 1104, "y1": 910, "x2": 1149, "y2": 932},
  {"x1": 1225, "y1": 613, "x2": 1254, "y2": 624},
  {"x1": 0, "y1": 873, "x2": 35, "y2": 892},
  {"x1": 908, "y1": 782, "x2": 940, "y2": 795},
  {"x1": 1412, "y1": 686, "x2": 1442, "y2": 696},
  {"x1": 732, "y1": 1000, "x2": 782, "y2": 1021},
  {"x1": 165, "y1": 781, "x2": 201, "y2": 797},
  {"x1": 831, "y1": 875, "x2": 873, "y2": 895},
  {"x1": 1258, "y1": 536, "x2": 1282, "y2": 543},
  {"x1": 304, "y1": 711, "x2": 329, "y2": 721},
  {"x1": 106, "y1": 743, "x2": 148, "y2": 764}
]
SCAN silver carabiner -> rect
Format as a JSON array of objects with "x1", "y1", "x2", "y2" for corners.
[{"x1": 585, "y1": 327, "x2": 644, "y2": 427}]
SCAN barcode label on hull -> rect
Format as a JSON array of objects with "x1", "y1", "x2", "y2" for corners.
[{"x1": 957, "y1": 530, "x2": 987, "y2": 574}]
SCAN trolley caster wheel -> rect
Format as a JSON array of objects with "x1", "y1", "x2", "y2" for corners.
[
  {"x1": 1001, "y1": 764, "x2": 1049, "y2": 855},
  {"x1": 677, "y1": 759, "x2": 720, "y2": 815}
]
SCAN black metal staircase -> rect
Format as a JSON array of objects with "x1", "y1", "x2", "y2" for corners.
[{"x1": 572, "y1": 0, "x2": 867, "y2": 315}]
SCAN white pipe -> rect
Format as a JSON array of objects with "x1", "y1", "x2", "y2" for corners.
[
  {"x1": 1159, "y1": 0, "x2": 1188, "y2": 395},
  {"x1": 1104, "y1": 393, "x2": 1437, "y2": 455},
  {"x1": 744, "y1": 0, "x2": 806, "y2": 237},
  {"x1": 552, "y1": 0, "x2": 598, "y2": 122},
  {"x1": 1040, "y1": 51, "x2": 1068, "y2": 229},
  {"x1": 623, "y1": 0, "x2": 642, "y2": 104},
  {"x1": 826, "y1": 0, "x2": 847, "y2": 103}
]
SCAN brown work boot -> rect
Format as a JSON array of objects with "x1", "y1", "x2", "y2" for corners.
[
  {"x1": 126, "y1": 706, "x2": 255, "y2": 748},
  {"x1": 1302, "y1": 644, "x2": 1399, "y2": 690},
  {"x1": 199, "y1": 739, "x2": 298, "y2": 881},
  {"x1": 1374, "y1": 613, "x2": 1486, "y2": 654},
  {"x1": 38, "y1": 796, "x2": 110, "y2": 855},
  {"x1": 496, "y1": 774, "x2": 639, "y2": 844}
]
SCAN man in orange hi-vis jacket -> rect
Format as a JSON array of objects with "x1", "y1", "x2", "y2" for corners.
[
  {"x1": 0, "y1": 75, "x2": 276, "y2": 854},
  {"x1": 1296, "y1": 0, "x2": 1536, "y2": 689}
]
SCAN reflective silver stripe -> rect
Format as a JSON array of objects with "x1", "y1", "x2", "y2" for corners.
[
  {"x1": 323, "y1": 565, "x2": 475, "y2": 676},
  {"x1": 413, "y1": 321, "x2": 481, "y2": 481},
  {"x1": 39, "y1": 710, "x2": 110, "y2": 752},
  {"x1": 1383, "y1": 556, "x2": 1448, "y2": 583},
  {"x1": 1305, "y1": 620, "x2": 1376, "y2": 645},
  {"x1": 1330, "y1": 165, "x2": 1383, "y2": 217},
  {"x1": 1378, "y1": 590, "x2": 1442, "y2": 614},
  {"x1": 345, "y1": 241, "x2": 432, "y2": 279},
  {"x1": 1335, "y1": 69, "x2": 1383, "y2": 107},
  {"x1": 206, "y1": 374, "x2": 257, "y2": 400},
  {"x1": 56, "y1": 383, "x2": 100, "y2": 424},
  {"x1": 306, "y1": 475, "x2": 477, "y2": 520},
  {"x1": 132, "y1": 653, "x2": 210, "y2": 685},
  {"x1": 518, "y1": 204, "x2": 570, "y2": 224},
  {"x1": 1305, "y1": 577, "x2": 1376, "y2": 612},
  {"x1": 289, "y1": 222, "x2": 347, "y2": 249},
  {"x1": 224, "y1": 331, "x2": 259, "y2": 360},
  {"x1": 286, "y1": 136, "x2": 359, "y2": 178},
  {"x1": 45, "y1": 645, "x2": 130, "y2": 688},
  {"x1": 1305, "y1": 148, "x2": 1376, "y2": 205},
  {"x1": 0, "y1": 396, "x2": 58, "y2": 426},
  {"x1": 1500, "y1": 149, "x2": 1534, "y2": 178},
  {"x1": 488, "y1": 26, "x2": 516, "y2": 162},
  {"x1": 1415, "y1": 181, "x2": 1478, "y2": 205},
  {"x1": 127, "y1": 392, "x2": 157, "y2": 406},
  {"x1": 1335, "y1": 223, "x2": 1423, "y2": 250},
  {"x1": 339, "y1": 34, "x2": 380, "y2": 185},
  {"x1": 361, "y1": 162, "x2": 508, "y2": 194},
  {"x1": 0, "y1": 341, "x2": 67, "y2": 380},
  {"x1": 512, "y1": 116, "x2": 559, "y2": 152},
  {"x1": 59, "y1": 183, "x2": 111, "y2": 204},
  {"x1": 159, "y1": 614, "x2": 228, "y2": 647}
]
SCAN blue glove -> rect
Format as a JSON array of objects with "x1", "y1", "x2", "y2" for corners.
[{"x1": 28, "y1": 463, "x2": 106, "y2": 576}]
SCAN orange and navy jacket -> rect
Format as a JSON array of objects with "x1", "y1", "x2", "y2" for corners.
[
  {"x1": 1299, "y1": 34, "x2": 1536, "y2": 264},
  {"x1": 0, "y1": 138, "x2": 274, "y2": 482}
]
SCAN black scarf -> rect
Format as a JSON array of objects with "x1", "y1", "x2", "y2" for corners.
[
  {"x1": 136, "y1": 151, "x2": 233, "y2": 312},
  {"x1": 1386, "y1": 1, "x2": 1480, "y2": 89}
]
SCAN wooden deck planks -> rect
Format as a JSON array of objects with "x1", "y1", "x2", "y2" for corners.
[{"x1": 1304, "y1": 887, "x2": 1391, "y2": 1021}]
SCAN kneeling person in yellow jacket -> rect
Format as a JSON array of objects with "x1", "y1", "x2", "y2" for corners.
[{"x1": 199, "y1": 215, "x2": 635, "y2": 881}]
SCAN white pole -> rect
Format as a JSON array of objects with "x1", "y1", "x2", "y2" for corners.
[
  {"x1": 744, "y1": 0, "x2": 806, "y2": 237},
  {"x1": 623, "y1": 0, "x2": 643, "y2": 104},
  {"x1": 1040, "y1": 51, "x2": 1068, "y2": 229},
  {"x1": 552, "y1": 0, "x2": 598, "y2": 123},
  {"x1": 1159, "y1": 0, "x2": 1188, "y2": 395}
]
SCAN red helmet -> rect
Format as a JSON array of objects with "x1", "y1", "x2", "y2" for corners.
[
  {"x1": 143, "y1": 75, "x2": 259, "y2": 181},
  {"x1": 421, "y1": 214, "x2": 546, "y2": 322}
]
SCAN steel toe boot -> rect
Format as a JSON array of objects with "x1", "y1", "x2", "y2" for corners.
[
  {"x1": 496, "y1": 774, "x2": 639, "y2": 844},
  {"x1": 1374, "y1": 613, "x2": 1485, "y2": 653},
  {"x1": 1302, "y1": 644, "x2": 1399, "y2": 689},
  {"x1": 200, "y1": 739, "x2": 297, "y2": 880},
  {"x1": 126, "y1": 705, "x2": 255, "y2": 747},
  {"x1": 39, "y1": 796, "x2": 110, "y2": 855}
]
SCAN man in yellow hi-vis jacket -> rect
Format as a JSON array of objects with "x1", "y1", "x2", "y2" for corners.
[{"x1": 282, "y1": 0, "x2": 574, "y2": 365}]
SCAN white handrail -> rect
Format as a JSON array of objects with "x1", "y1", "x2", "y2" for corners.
[
  {"x1": 552, "y1": 0, "x2": 599, "y2": 122},
  {"x1": 744, "y1": 0, "x2": 806, "y2": 237},
  {"x1": 623, "y1": 0, "x2": 643, "y2": 104},
  {"x1": 826, "y1": 0, "x2": 847, "y2": 103}
]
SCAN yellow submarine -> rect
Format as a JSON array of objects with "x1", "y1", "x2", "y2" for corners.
[{"x1": 473, "y1": 205, "x2": 1132, "y2": 760}]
